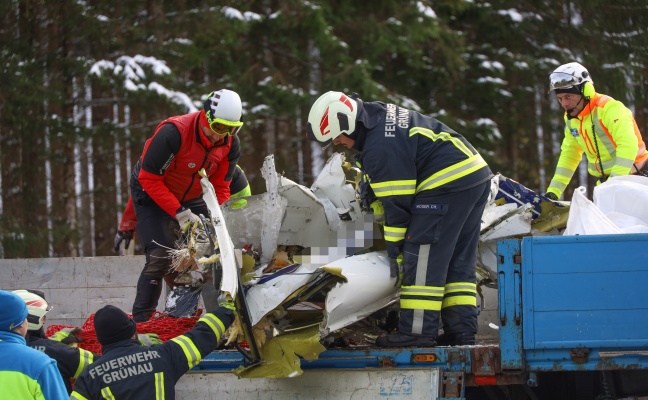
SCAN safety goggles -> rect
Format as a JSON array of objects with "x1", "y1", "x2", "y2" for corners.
[
  {"x1": 209, "y1": 118, "x2": 244, "y2": 136},
  {"x1": 548, "y1": 72, "x2": 583, "y2": 92}
]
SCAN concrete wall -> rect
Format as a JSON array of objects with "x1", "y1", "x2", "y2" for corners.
[
  {"x1": 0, "y1": 256, "x2": 162, "y2": 328},
  {"x1": 176, "y1": 369, "x2": 440, "y2": 400},
  {"x1": 0, "y1": 255, "x2": 499, "y2": 342}
]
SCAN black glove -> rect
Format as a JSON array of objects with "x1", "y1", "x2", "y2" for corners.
[
  {"x1": 389, "y1": 257, "x2": 399, "y2": 278},
  {"x1": 389, "y1": 257, "x2": 403, "y2": 287},
  {"x1": 544, "y1": 192, "x2": 558, "y2": 201},
  {"x1": 113, "y1": 230, "x2": 134, "y2": 252}
]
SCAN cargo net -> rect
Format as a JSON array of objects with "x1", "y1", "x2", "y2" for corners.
[{"x1": 46, "y1": 311, "x2": 201, "y2": 354}]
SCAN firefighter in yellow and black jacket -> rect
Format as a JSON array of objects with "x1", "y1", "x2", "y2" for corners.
[
  {"x1": 545, "y1": 62, "x2": 648, "y2": 200},
  {"x1": 306, "y1": 92, "x2": 493, "y2": 347},
  {"x1": 70, "y1": 303, "x2": 234, "y2": 400}
]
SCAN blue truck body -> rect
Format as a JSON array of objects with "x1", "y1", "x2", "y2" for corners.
[
  {"x1": 195, "y1": 233, "x2": 648, "y2": 399},
  {"x1": 499, "y1": 233, "x2": 648, "y2": 374}
]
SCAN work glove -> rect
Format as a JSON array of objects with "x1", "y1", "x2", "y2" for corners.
[
  {"x1": 113, "y1": 230, "x2": 134, "y2": 252},
  {"x1": 370, "y1": 200, "x2": 385, "y2": 225},
  {"x1": 219, "y1": 299, "x2": 237, "y2": 314},
  {"x1": 50, "y1": 327, "x2": 84, "y2": 346},
  {"x1": 389, "y1": 255, "x2": 403, "y2": 287},
  {"x1": 176, "y1": 208, "x2": 201, "y2": 232},
  {"x1": 138, "y1": 333, "x2": 163, "y2": 346},
  {"x1": 544, "y1": 192, "x2": 558, "y2": 201}
]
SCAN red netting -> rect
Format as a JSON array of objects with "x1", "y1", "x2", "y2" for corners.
[{"x1": 46, "y1": 311, "x2": 202, "y2": 354}]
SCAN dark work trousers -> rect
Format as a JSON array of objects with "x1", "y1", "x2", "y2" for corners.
[
  {"x1": 131, "y1": 192, "x2": 210, "y2": 322},
  {"x1": 398, "y1": 179, "x2": 491, "y2": 338}
]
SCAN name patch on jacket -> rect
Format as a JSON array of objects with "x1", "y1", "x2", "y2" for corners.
[
  {"x1": 385, "y1": 104, "x2": 409, "y2": 138},
  {"x1": 570, "y1": 128, "x2": 579, "y2": 137},
  {"x1": 414, "y1": 203, "x2": 443, "y2": 210}
]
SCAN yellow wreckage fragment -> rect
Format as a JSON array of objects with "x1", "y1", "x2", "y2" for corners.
[
  {"x1": 532, "y1": 199, "x2": 570, "y2": 232},
  {"x1": 233, "y1": 325, "x2": 326, "y2": 378}
]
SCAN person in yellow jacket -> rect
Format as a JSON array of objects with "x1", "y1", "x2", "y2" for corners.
[{"x1": 545, "y1": 62, "x2": 648, "y2": 200}]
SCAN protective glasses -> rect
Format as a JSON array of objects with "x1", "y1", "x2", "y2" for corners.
[
  {"x1": 209, "y1": 118, "x2": 243, "y2": 136},
  {"x1": 548, "y1": 72, "x2": 582, "y2": 92}
]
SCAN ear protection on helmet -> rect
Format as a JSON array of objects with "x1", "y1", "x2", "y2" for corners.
[{"x1": 582, "y1": 81, "x2": 595, "y2": 98}]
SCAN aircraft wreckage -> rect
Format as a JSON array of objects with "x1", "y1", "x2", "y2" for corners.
[{"x1": 166, "y1": 153, "x2": 569, "y2": 378}]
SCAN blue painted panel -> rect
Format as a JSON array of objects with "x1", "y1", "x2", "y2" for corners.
[
  {"x1": 196, "y1": 347, "x2": 473, "y2": 372},
  {"x1": 497, "y1": 239, "x2": 524, "y2": 371},
  {"x1": 530, "y1": 271, "x2": 648, "y2": 311},
  {"x1": 520, "y1": 234, "x2": 648, "y2": 360},
  {"x1": 521, "y1": 234, "x2": 648, "y2": 274},
  {"x1": 529, "y1": 309, "x2": 648, "y2": 348}
]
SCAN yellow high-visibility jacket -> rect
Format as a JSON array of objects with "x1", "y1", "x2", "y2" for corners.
[{"x1": 547, "y1": 93, "x2": 647, "y2": 198}]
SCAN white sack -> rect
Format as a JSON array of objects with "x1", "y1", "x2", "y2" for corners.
[{"x1": 564, "y1": 176, "x2": 648, "y2": 235}]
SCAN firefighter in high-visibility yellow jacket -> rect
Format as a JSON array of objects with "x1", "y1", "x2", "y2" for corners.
[{"x1": 545, "y1": 62, "x2": 648, "y2": 200}]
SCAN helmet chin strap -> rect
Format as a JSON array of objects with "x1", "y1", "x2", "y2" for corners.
[{"x1": 566, "y1": 95, "x2": 584, "y2": 117}]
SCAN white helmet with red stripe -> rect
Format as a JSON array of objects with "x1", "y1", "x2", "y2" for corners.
[
  {"x1": 306, "y1": 91, "x2": 358, "y2": 147},
  {"x1": 13, "y1": 290, "x2": 52, "y2": 331}
]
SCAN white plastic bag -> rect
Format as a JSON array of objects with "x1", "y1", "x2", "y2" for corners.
[
  {"x1": 564, "y1": 187, "x2": 623, "y2": 235},
  {"x1": 593, "y1": 175, "x2": 648, "y2": 232},
  {"x1": 564, "y1": 176, "x2": 648, "y2": 235}
]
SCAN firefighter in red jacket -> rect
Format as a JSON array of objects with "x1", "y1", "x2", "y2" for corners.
[
  {"x1": 128, "y1": 89, "x2": 244, "y2": 322},
  {"x1": 70, "y1": 303, "x2": 234, "y2": 400},
  {"x1": 307, "y1": 92, "x2": 492, "y2": 347}
]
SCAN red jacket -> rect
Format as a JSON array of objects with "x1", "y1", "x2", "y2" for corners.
[
  {"x1": 120, "y1": 165, "x2": 249, "y2": 231},
  {"x1": 132, "y1": 111, "x2": 240, "y2": 217}
]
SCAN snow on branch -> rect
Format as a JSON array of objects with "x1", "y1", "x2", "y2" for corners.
[{"x1": 88, "y1": 55, "x2": 197, "y2": 112}]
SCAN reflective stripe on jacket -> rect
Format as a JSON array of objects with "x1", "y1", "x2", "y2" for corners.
[
  {"x1": 28, "y1": 335, "x2": 98, "y2": 394},
  {"x1": 70, "y1": 311, "x2": 231, "y2": 400},
  {"x1": 548, "y1": 93, "x2": 647, "y2": 197},
  {"x1": 357, "y1": 101, "x2": 492, "y2": 257}
]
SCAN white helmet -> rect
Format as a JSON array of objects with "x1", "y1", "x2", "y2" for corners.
[
  {"x1": 306, "y1": 91, "x2": 358, "y2": 147},
  {"x1": 13, "y1": 290, "x2": 52, "y2": 331},
  {"x1": 203, "y1": 89, "x2": 244, "y2": 133},
  {"x1": 548, "y1": 62, "x2": 594, "y2": 94}
]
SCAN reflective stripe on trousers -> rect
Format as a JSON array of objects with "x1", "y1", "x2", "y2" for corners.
[{"x1": 398, "y1": 180, "x2": 490, "y2": 336}]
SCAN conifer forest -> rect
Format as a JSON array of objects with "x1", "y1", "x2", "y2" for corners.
[{"x1": 1, "y1": 1, "x2": 647, "y2": 258}]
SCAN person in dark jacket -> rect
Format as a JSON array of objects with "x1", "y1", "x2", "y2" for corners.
[
  {"x1": 306, "y1": 92, "x2": 493, "y2": 347},
  {"x1": 127, "y1": 89, "x2": 245, "y2": 322},
  {"x1": 70, "y1": 302, "x2": 234, "y2": 400},
  {"x1": 13, "y1": 289, "x2": 98, "y2": 394}
]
